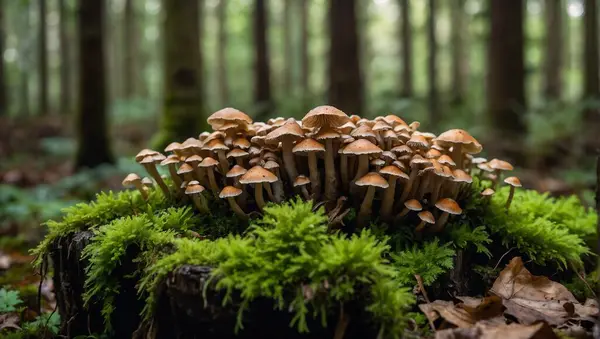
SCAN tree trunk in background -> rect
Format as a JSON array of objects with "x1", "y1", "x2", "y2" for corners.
[
  {"x1": 156, "y1": 0, "x2": 206, "y2": 147},
  {"x1": 124, "y1": 0, "x2": 136, "y2": 98},
  {"x1": 253, "y1": 0, "x2": 272, "y2": 119},
  {"x1": 300, "y1": 0, "x2": 309, "y2": 103},
  {"x1": 487, "y1": 0, "x2": 526, "y2": 161},
  {"x1": 450, "y1": 0, "x2": 467, "y2": 105},
  {"x1": 75, "y1": 0, "x2": 114, "y2": 169},
  {"x1": 59, "y1": 0, "x2": 70, "y2": 114},
  {"x1": 427, "y1": 0, "x2": 438, "y2": 124},
  {"x1": 399, "y1": 0, "x2": 412, "y2": 98},
  {"x1": 0, "y1": 0, "x2": 6, "y2": 116},
  {"x1": 328, "y1": 0, "x2": 362, "y2": 114},
  {"x1": 583, "y1": 0, "x2": 599, "y2": 119},
  {"x1": 283, "y1": 0, "x2": 292, "y2": 94},
  {"x1": 543, "y1": 0, "x2": 562, "y2": 100},
  {"x1": 217, "y1": 0, "x2": 229, "y2": 106},
  {"x1": 19, "y1": 4, "x2": 30, "y2": 117},
  {"x1": 39, "y1": 0, "x2": 48, "y2": 115}
]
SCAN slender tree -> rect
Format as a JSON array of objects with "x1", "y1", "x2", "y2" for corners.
[
  {"x1": 253, "y1": 0, "x2": 272, "y2": 119},
  {"x1": 39, "y1": 0, "x2": 48, "y2": 115},
  {"x1": 283, "y1": 0, "x2": 292, "y2": 94},
  {"x1": 427, "y1": 0, "x2": 438, "y2": 123},
  {"x1": 399, "y1": 0, "x2": 413, "y2": 97},
  {"x1": 450, "y1": 0, "x2": 467, "y2": 104},
  {"x1": 0, "y1": 0, "x2": 6, "y2": 116},
  {"x1": 75, "y1": 0, "x2": 114, "y2": 168},
  {"x1": 487, "y1": 0, "x2": 526, "y2": 157},
  {"x1": 328, "y1": 0, "x2": 362, "y2": 114},
  {"x1": 155, "y1": 0, "x2": 206, "y2": 147},
  {"x1": 19, "y1": 2, "x2": 31, "y2": 117},
  {"x1": 543, "y1": 0, "x2": 563, "y2": 100},
  {"x1": 583, "y1": 0, "x2": 599, "y2": 121},
  {"x1": 123, "y1": 0, "x2": 136, "y2": 98},
  {"x1": 300, "y1": 0, "x2": 309, "y2": 101},
  {"x1": 58, "y1": 0, "x2": 70, "y2": 114},
  {"x1": 217, "y1": 0, "x2": 229, "y2": 106}
]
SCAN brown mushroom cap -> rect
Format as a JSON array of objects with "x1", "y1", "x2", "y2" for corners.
[
  {"x1": 164, "y1": 142, "x2": 182, "y2": 153},
  {"x1": 265, "y1": 118, "x2": 305, "y2": 143},
  {"x1": 293, "y1": 138, "x2": 326, "y2": 153},
  {"x1": 452, "y1": 169, "x2": 473, "y2": 183},
  {"x1": 404, "y1": 199, "x2": 423, "y2": 211},
  {"x1": 383, "y1": 114, "x2": 407, "y2": 127},
  {"x1": 263, "y1": 160, "x2": 280, "y2": 170},
  {"x1": 160, "y1": 155, "x2": 180, "y2": 165},
  {"x1": 338, "y1": 121, "x2": 357, "y2": 134},
  {"x1": 219, "y1": 186, "x2": 243, "y2": 198},
  {"x1": 391, "y1": 145, "x2": 413, "y2": 156},
  {"x1": 203, "y1": 139, "x2": 229, "y2": 152},
  {"x1": 504, "y1": 176, "x2": 522, "y2": 187},
  {"x1": 226, "y1": 165, "x2": 247, "y2": 178},
  {"x1": 199, "y1": 157, "x2": 219, "y2": 168},
  {"x1": 350, "y1": 124, "x2": 377, "y2": 141},
  {"x1": 372, "y1": 121, "x2": 392, "y2": 132},
  {"x1": 407, "y1": 134, "x2": 430, "y2": 150},
  {"x1": 488, "y1": 158, "x2": 514, "y2": 171},
  {"x1": 207, "y1": 107, "x2": 253, "y2": 129},
  {"x1": 355, "y1": 172, "x2": 389, "y2": 189},
  {"x1": 380, "y1": 151, "x2": 397, "y2": 163},
  {"x1": 181, "y1": 138, "x2": 203, "y2": 152},
  {"x1": 136, "y1": 149, "x2": 159, "y2": 162},
  {"x1": 370, "y1": 158, "x2": 386, "y2": 167},
  {"x1": 185, "y1": 155, "x2": 203, "y2": 164},
  {"x1": 293, "y1": 175, "x2": 311, "y2": 187},
  {"x1": 314, "y1": 126, "x2": 341, "y2": 141},
  {"x1": 437, "y1": 154, "x2": 456, "y2": 167},
  {"x1": 380, "y1": 165, "x2": 409, "y2": 180},
  {"x1": 434, "y1": 129, "x2": 482, "y2": 154},
  {"x1": 198, "y1": 131, "x2": 211, "y2": 141},
  {"x1": 481, "y1": 188, "x2": 495, "y2": 196},
  {"x1": 203, "y1": 132, "x2": 226, "y2": 144},
  {"x1": 341, "y1": 139, "x2": 383, "y2": 156},
  {"x1": 302, "y1": 105, "x2": 350, "y2": 129},
  {"x1": 177, "y1": 163, "x2": 194, "y2": 175},
  {"x1": 239, "y1": 166, "x2": 279, "y2": 184},
  {"x1": 418, "y1": 211, "x2": 435, "y2": 224},
  {"x1": 227, "y1": 148, "x2": 249, "y2": 160},
  {"x1": 471, "y1": 157, "x2": 488, "y2": 165},
  {"x1": 435, "y1": 198, "x2": 462, "y2": 215},
  {"x1": 122, "y1": 173, "x2": 142, "y2": 186},
  {"x1": 233, "y1": 137, "x2": 251, "y2": 150},
  {"x1": 185, "y1": 181, "x2": 206, "y2": 195}
]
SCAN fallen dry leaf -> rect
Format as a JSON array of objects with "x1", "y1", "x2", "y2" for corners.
[
  {"x1": 435, "y1": 321, "x2": 557, "y2": 339},
  {"x1": 420, "y1": 300, "x2": 475, "y2": 328},
  {"x1": 490, "y1": 257, "x2": 599, "y2": 325},
  {"x1": 420, "y1": 296, "x2": 506, "y2": 330}
]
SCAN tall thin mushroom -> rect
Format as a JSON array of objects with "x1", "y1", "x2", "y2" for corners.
[
  {"x1": 122, "y1": 173, "x2": 148, "y2": 200},
  {"x1": 199, "y1": 157, "x2": 221, "y2": 194},
  {"x1": 293, "y1": 138, "x2": 325, "y2": 200},
  {"x1": 355, "y1": 172, "x2": 389, "y2": 228},
  {"x1": 219, "y1": 186, "x2": 248, "y2": 220},
  {"x1": 239, "y1": 166, "x2": 279, "y2": 211},
  {"x1": 265, "y1": 118, "x2": 305, "y2": 186},
  {"x1": 185, "y1": 181, "x2": 209, "y2": 213},
  {"x1": 314, "y1": 127, "x2": 342, "y2": 201},
  {"x1": 432, "y1": 198, "x2": 462, "y2": 232},
  {"x1": 379, "y1": 165, "x2": 409, "y2": 221},
  {"x1": 504, "y1": 176, "x2": 522, "y2": 211},
  {"x1": 433, "y1": 129, "x2": 482, "y2": 168},
  {"x1": 139, "y1": 155, "x2": 170, "y2": 197}
]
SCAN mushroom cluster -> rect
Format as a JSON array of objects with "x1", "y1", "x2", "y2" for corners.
[{"x1": 123, "y1": 106, "x2": 520, "y2": 231}]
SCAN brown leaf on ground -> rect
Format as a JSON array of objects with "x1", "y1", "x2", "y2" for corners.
[
  {"x1": 419, "y1": 296, "x2": 505, "y2": 329},
  {"x1": 0, "y1": 313, "x2": 21, "y2": 331},
  {"x1": 435, "y1": 321, "x2": 558, "y2": 339},
  {"x1": 490, "y1": 257, "x2": 599, "y2": 325},
  {"x1": 420, "y1": 300, "x2": 475, "y2": 328}
]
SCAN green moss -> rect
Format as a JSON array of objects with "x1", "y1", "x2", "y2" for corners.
[{"x1": 391, "y1": 239, "x2": 455, "y2": 286}]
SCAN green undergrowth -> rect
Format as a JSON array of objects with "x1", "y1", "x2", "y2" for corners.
[{"x1": 31, "y1": 178, "x2": 597, "y2": 337}]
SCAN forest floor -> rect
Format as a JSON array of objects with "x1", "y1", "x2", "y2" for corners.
[{"x1": 0, "y1": 116, "x2": 597, "y2": 338}]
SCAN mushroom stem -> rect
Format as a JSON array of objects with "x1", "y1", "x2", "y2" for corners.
[
  {"x1": 133, "y1": 182, "x2": 148, "y2": 200},
  {"x1": 505, "y1": 186, "x2": 516, "y2": 211},
  {"x1": 415, "y1": 220, "x2": 427, "y2": 232},
  {"x1": 233, "y1": 178, "x2": 248, "y2": 208},
  {"x1": 191, "y1": 195, "x2": 209, "y2": 213},
  {"x1": 308, "y1": 153, "x2": 321, "y2": 199},
  {"x1": 281, "y1": 141, "x2": 299, "y2": 189},
  {"x1": 333, "y1": 305, "x2": 349, "y2": 339},
  {"x1": 380, "y1": 177, "x2": 398, "y2": 220},
  {"x1": 264, "y1": 183, "x2": 276, "y2": 201},
  {"x1": 167, "y1": 164, "x2": 183, "y2": 189},
  {"x1": 397, "y1": 207, "x2": 411, "y2": 218},
  {"x1": 323, "y1": 139, "x2": 337, "y2": 201},
  {"x1": 206, "y1": 168, "x2": 220, "y2": 194},
  {"x1": 216, "y1": 150, "x2": 230, "y2": 174},
  {"x1": 194, "y1": 167, "x2": 208, "y2": 187},
  {"x1": 300, "y1": 186, "x2": 311, "y2": 200},
  {"x1": 143, "y1": 164, "x2": 170, "y2": 197},
  {"x1": 357, "y1": 186, "x2": 376, "y2": 228},
  {"x1": 432, "y1": 212, "x2": 450, "y2": 232},
  {"x1": 255, "y1": 183, "x2": 267, "y2": 210},
  {"x1": 450, "y1": 145, "x2": 464, "y2": 168},
  {"x1": 340, "y1": 154, "x2": 349, "y2": 189},
  {"x1": 429, "y1": 180, "x2": 444, "y2": 204},
  {"x1": 399, "y1": 166, "x2": 419, "y2": 202},
  {"x1": 226, "y1": 197, "x2": 248, "y2": 220},
  {"x1": 353, "y1": 155, "x2": 369, "y2": 182}
]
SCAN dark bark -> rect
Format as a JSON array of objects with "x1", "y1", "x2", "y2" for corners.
[
  {"x1": 19, "y1": 4, "x2": 30, "y2": 117},
  {"x1": 75, "y1": 0, "x2": 114, "y2": 169},
  {"x1": 328, "y1": 0, "x2": 362, "y2": 114},
  {"x1": 399, "y1": 0, "x2": 413, "y2": 98},
  {"x1": 544, "y1": 0, "x2": 563, "y2": 100},
  {"x1": 124, "y1": 0, "x2": 136, "y2": 98},
  {"x1": 300, "y1": 0, "x2": 309, "y2": 102},
  {"x1": 157, "y1": 0, "x2": 206, "y2": 147},
  {"x1": 487, "y1": 0, "x2": 526, "y2": 159},
  {"x1": 253, "y1": 0, "x2": 272, "y2": 119},
  {"x1": 427, "y1": 0, "x2": 438, "y2": 123},
  {"x1": 283, "y1": 0, "x2": 292, "y2": 94},
  {"x1": 39, "y1": 0, "x2": 48, "y2": 115},
  {"x1": 58, "y1": 0, "x2": 70, "y2": 114},
  {"x1": 0, "y1": 0, "x2": 6, "y2": 116},
  {"x1": 217, "y1": 0, "x2": 229, "y2": 106},
  {"x1": 450, "y1": 0, "x2": 467, "y2": 105},
  {"x1": 583, "y1": 0, "x2": 599, "y2": 121}
]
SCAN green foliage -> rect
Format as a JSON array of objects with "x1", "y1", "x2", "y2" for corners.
[
  {"x1": 0, "y1": 288, "x2": 23, "y2": 313},
  {"x1": 392, "y1": 239, "x2": 455, "y2": 286},
  {"x1": 448, "y1": 224, "x2": 492, "y2": 258},
  {"x1": 564, "y1": 270, "x2": 599, "y2": 301},
  {"x1": 21, "y1": 312, "x2": 61, "y2": 334}
]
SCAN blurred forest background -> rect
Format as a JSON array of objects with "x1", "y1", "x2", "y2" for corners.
[{"x1": 0, "y1": 0, "x2": 599, "y2": 259}]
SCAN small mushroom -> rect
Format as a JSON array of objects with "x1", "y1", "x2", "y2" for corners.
[
  {"x1": 177, "y1": 163, "x2": 196, "y2": 183},
  {"x1": 122, "y1": 173, "x2": 147, "y2": 200},
  {"x1": 219, "y1": 186, "x2": 248, "y2": 220},
  {"x1": 139, "y1": 155, "x2": 170, "y2": 197},
  {"x1": 397, "y1": 199, "x2": 422, "y2": 218},
  {"x1": 227, "y1": 148, "x2": 249, "y2": 167},
  {"x1": 341, "y1": 139, "x2": 383, "y2": 183},
  {"x1": 160, "y1": 155, "x2": 183, "y2": 189},
  {"x1": 185, "y1": 181, "x2": 209, "y2": 213},
  {"x1": 294, "y1": 175, "x2": 312, "y2": 200},
  {"x1": 293, "y1": 138, "x2": 325, "y2": 199},
  {"x1": 355, "y1": 172, "x2": 389, "y2": 228},
  {"x1": 370, "y1": 158, "x2": 385, "y2": 171},
  {"x1": 379, "y1": 165, "x2": 409, "y2": 220},
  {"x1": 481, "y1": 188, "x2": 495, "y2": 203},
  {"x1": 504, "y1": 176, "x2": 522, "y2": 211},
  {"x1": 226, "y1": 165, "x2": 248, "y2": 207},
  {"x1": 488, "y1": 158, "x2": 514, "y2": 189},
  {"x1": 415, "y1": 211, "x2": 435, "y2": 232},
  {"x1": 432, "y1": 198, "x2": 462, "y2": 232},
  {"x1": 398, "y1": 156, "x2": 431, "y2": 203},
  {"x1": 239, "y1": 166, "x2": 279, "y2": 211},
  {"x1": 433, "y1": 129, "x2": 482, "y2": 168},
  {"x1": 203, "y1": 138, "x2": 230, "y2": 174},
  {"x1": 264, "y1": 160, "x2": 284, "y2": 203},
  {"x1": 265, "y1": 118, "x2": 305, "y2": 185},
  {"x1": 314, "y1": 127, "x2": 342, "y2": 202},
  {"x1": 199, "y1": 157, "x2": 221, "y2": 194}
]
